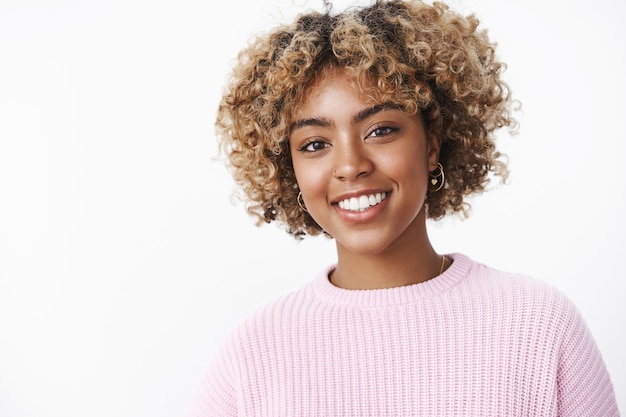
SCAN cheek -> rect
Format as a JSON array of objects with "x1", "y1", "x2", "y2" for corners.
[
  {"x1": 380, "y1": 146, "x2": 429, "y2": 182},
  {"x1": 292, "y1": 159, "x2": 327, "y2": 196}
]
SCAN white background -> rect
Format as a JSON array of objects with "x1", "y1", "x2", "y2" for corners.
[{"x1": 0, "y1": 0, "x2": 624, "y2": 415}]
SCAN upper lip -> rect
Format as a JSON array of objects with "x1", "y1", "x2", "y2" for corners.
[{"x1": 330, "y1": 189, "x2": 390, "y2": 204}]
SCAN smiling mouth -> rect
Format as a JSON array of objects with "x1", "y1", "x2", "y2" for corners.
[{"x1": 337, "y1": 192, "x2": 388, "y2": 212}]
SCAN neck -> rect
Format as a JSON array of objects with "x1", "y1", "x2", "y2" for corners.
[{"x1": 330, "y1": 213, "x2": 443, "y2": 290}]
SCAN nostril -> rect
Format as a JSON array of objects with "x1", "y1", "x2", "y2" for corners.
[{"x1": 332, "y1": 147, "x2": 374, "y2": 180}]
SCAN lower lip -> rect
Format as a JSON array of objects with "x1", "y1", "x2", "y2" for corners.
[{"x1": 333, "y1": 195, "x2": 390, "y2": 223}]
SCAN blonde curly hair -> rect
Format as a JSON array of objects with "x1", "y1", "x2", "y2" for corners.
[{"x1": 216, "y1": 0, "x2": 518, "y2": 239}]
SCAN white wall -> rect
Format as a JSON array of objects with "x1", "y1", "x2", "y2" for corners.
[{"x1": 0, "y1": 0, "x2": 624, "y2": 415}]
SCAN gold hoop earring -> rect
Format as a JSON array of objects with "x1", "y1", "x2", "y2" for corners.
[
  {"x1": 428, "y1": 162, "x2": 445, "y2": 192},
  {"x1": 297, "y1": 191, "x2": 308, "y2": 213}
]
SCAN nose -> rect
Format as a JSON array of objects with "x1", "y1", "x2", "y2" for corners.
[{"x1": 332, "y1": 139, "x2": 373, "y2": 181}]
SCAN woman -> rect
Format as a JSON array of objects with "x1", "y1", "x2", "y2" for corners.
[{"x1": 188, "y1": 0, "x2": 619, "y2": 415}]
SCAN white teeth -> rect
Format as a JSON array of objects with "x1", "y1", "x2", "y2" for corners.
[{"x1": 338, "y1": 192, "x2": 387, "y2": 212}]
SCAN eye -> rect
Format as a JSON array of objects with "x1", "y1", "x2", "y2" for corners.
[
  {"x1": 298, "y1": 140, "x2": 329, "y2": 153},
  {"x1": 368, "y1": 126, "x2": 398, "y2": 137}
]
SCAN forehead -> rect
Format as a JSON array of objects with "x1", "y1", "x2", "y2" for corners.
[{"x1": 295, "y1": 68, "x2": 373, "y2": 113}]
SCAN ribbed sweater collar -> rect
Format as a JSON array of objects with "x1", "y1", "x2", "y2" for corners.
[{"x1": 312, "y1": 253, "x2": 471, "y2": 308}]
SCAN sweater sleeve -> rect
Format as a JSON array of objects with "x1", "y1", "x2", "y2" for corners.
[
  {"x1": 185, "y1": 341, "x2": 239, "y2": 417},
  {"x1": 556, "y1": 298, "x2": 619, "y2": 416}
]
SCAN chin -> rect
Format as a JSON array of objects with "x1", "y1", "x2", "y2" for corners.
[{"x1": 335, "y1": 235, "x2": 397, "y2": 257}]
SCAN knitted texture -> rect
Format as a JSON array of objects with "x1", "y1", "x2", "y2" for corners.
[{"x1": 187, "y1": 254, "x2": 619, "y2": 416}]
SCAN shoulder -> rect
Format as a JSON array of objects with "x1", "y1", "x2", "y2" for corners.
[
  {"x1": 461, "y1": 255, "x2": 583, "y2": 334},
  {"x1": 188, "y1": 274, "x2": 323, "y2": 417},
  {"x1": 225, "y1": 268, "x2": 325, "y2": 348},
  {"x1": 455, "y1": 255, "x2": 600, "y2": 374},
  {"x1": 465, "y1": 255, "x2": 568, "y2": 300}
]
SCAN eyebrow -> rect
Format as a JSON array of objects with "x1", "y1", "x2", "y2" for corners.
[
  {"x1": 289, "y1": 116, "x2": 332, "y2": 133},
  {"x1": 288, "y1": 102, "x2": 403, "y2": 133},
  {"x1": 353, "y1": 102, "x2": 402, "y2": 123}
]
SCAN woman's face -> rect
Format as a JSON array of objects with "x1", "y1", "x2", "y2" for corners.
[{"x1": 288, "y1": 69, "x2": 440, "y2": 256}]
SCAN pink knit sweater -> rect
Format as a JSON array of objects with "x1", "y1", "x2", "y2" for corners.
[{"x1": 187, "y1": 254, "x2": 619, "y2": 416}]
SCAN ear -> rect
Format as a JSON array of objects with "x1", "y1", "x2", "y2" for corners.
[{"x1": 426, "y1": 134, "x2": 441, "y2": 172}]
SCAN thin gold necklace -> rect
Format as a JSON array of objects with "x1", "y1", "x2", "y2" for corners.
[{"x1": 439, "y1": 255, "x2": 447, "y2": 275}]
